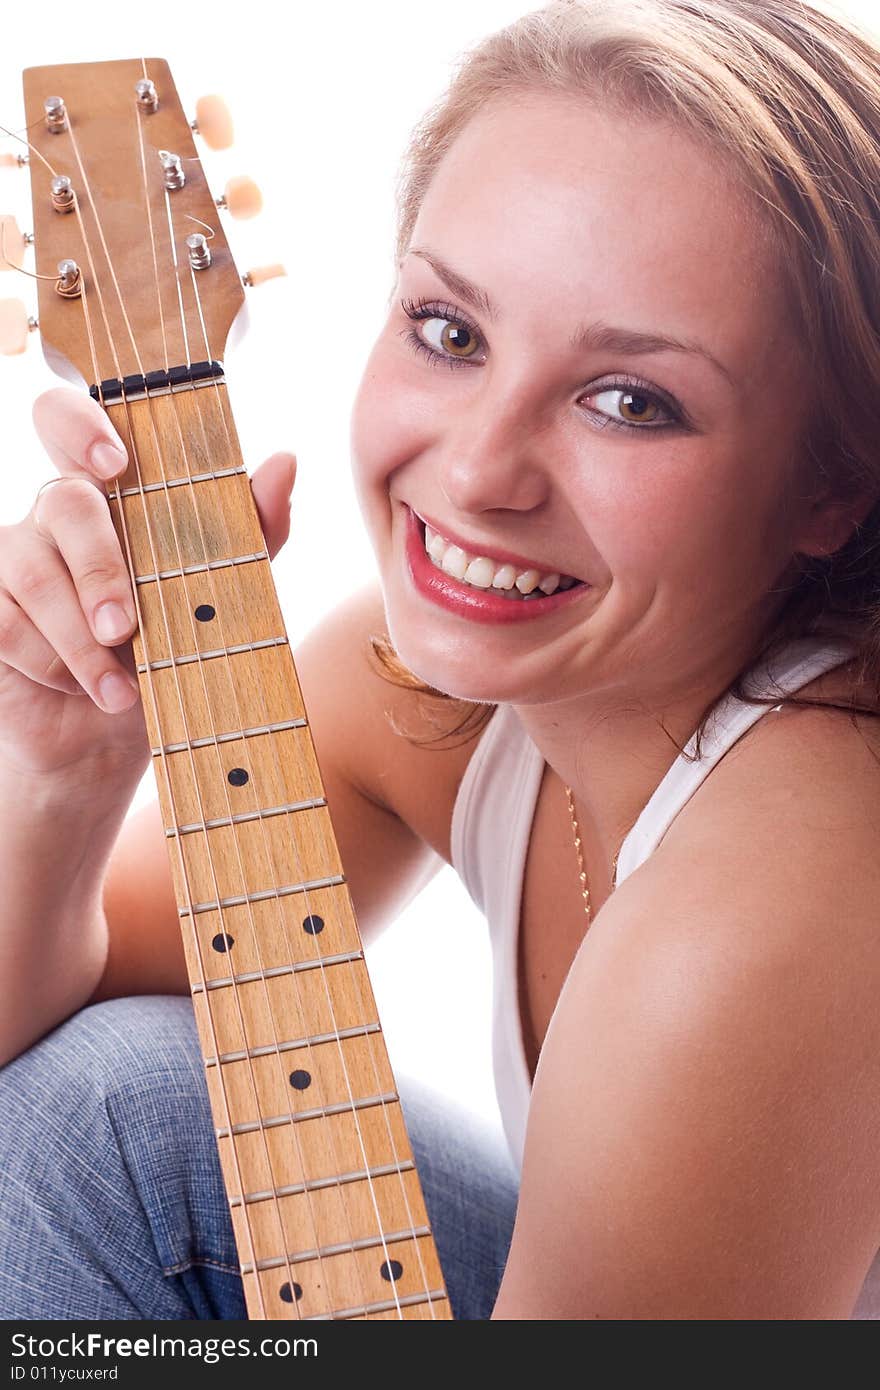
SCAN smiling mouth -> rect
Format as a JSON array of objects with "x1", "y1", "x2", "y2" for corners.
[{"x1": 414, "y1": 514, "x2": 587, "y2": 600}]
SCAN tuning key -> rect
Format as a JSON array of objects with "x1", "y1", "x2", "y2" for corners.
[
  {"x1": 242, "y1": 264, "x2": 287, "y2": 288},
  {"x1": 192, "y1": 95, "x2": 234, "y2": 150},
  {"x1": 0, "y1": 298, "x2": 37, "y2": 355},
  {"x1": 216, "y1": 175, "x2": 263, "y2": 220},
  {"x1": 0, "y1": 215, "x2": 31, "y2": 271},
  {"x1": 0, "y1": 153, "x2": 28, "y2": 168}
]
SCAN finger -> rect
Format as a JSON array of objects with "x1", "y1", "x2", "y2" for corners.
[
  {"x1": 32, "y1": 386, "x2": 128, "y2": 483},
  {"x1": 1, "y1": 530, "x2": 139, "y2": 714},
  {"x1": 250, "y1": 452, "x2": 296, "y2": 560},
  {"x1": 0, "y1": 588, "x2": 81, "y2": 695},
  {"x1": 23, "y1": 477, "x2": 137, "y2": 646}
]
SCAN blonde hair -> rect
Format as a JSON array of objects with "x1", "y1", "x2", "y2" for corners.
[{"x1": 369, "y1": 0, "x2": 880, "y2": 756}]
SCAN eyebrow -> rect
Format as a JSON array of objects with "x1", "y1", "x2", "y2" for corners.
[{"x1": 405, "y1": 246, "x2": 736, "y2": 388}]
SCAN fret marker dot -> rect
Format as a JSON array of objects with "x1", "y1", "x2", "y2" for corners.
[
  {"x1": 211, "y1": 933, "x2": 234, "y2": 953},
  {"x1": 228, "y1": 767, "x2": 249, "y2": 786},
  {"x1": 302, "y1": 914, "x2": 324, "y2": 935},
  {"x1": 289, "y1": 1069, "x2": 312, "y2": 1091},
  {"x1": 194, "y1": 604, "x2": 216, "y2": 622},
  {"x1": 279, "y1": 1281, "x2": 303, "y2": 1303},
  {"x1": 380, "y1": 1259, "x2": 403, "y2": 1283}
]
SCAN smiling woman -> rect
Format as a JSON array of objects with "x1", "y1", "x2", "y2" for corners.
[{"x1": 2, "y1": 0, "x2": 880, "y2": 1325}]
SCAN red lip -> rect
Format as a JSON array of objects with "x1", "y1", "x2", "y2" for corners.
[
  {"x1": 414, "y1": 508, "x2": 582, "y2": 580},
  {"x1": 403, "y1": 505, "x2": 591, "y2": 626}
]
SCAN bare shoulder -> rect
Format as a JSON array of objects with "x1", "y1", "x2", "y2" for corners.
[
  {"x1": 295, "y1": 576, "x2": 490, "y2": 863},
  {"x1": 493, "y1": 670, "x2": 880, "y2": 1319}
]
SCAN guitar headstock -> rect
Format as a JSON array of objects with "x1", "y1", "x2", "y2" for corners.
[{"x1": 19, "y1": 58, "x2": 246, "y2": 392}]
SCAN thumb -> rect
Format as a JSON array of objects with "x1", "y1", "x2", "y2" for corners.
[{"x1": 250, "y1": 451, "x2": 297, "y2": 559}]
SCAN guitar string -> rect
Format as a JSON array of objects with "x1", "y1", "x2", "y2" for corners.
[
  {"x1": 181, "y1": 327, "x2": 439, "y2": 1319},
  {"x1": 75, "y1": 91, "x2": 317, "y2": 1321},
  {"x1": 136, "y1": 74, "x2": 404, "y2": 1318},
  {"x1": 146, "y1": 53, "x2": 435, "y2": 1317},
  {"x1": 0, "y1": 118, "x2": 58, "y2": 175},
  {"x1": 173, "y1": 111, "x2": 439, "y2": 1313},
  {"x1": 158, "y1": 87, "x2": 426, "y2": 1310},
  {"x1": 21, "y1": 82, "x2": 433, "y2": 1320},
  {"x1": 145, "y1": 135, "x2": 366, "y2": 1317},
  {"x1": 62, "y1": 105, "x2": 271, "y2": 1319},
  {"x1": 181, "y1": 263, "x2": 426, "y2": 1320}
]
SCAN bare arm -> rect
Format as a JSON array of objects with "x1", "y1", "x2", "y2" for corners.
[
  {"x1": 0, "y1": 763, "x2": 145, "y2": 1067},
  {"x1": 493, "y1": 707, "x2": 880, "y2": 1319}
]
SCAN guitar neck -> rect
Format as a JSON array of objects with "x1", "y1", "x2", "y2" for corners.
[{"x1": 104, "y1": 379, "x2": 451, "y2": 1320}]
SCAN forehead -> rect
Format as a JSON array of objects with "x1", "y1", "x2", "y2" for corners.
[{"x1": 409, "y1": 93, "x2": 788, "y2": 375}]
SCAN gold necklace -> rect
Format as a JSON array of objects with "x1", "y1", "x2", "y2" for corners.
[{"x1": 564, "y1": 784, "x2": 623, "y2": 924}]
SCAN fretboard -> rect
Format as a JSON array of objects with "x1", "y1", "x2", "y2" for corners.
[{"x1": 104, "y1": 381, "x2": 451, "y2": 1321}]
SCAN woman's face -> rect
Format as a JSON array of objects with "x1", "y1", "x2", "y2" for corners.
[{"x1": 349, "y1": 92, "x2": 814, "y2": 709}]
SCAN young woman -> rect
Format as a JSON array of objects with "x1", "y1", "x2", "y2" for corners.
[{"x1": 1, "y1": 0, "x2": 879, "y2": 1319}]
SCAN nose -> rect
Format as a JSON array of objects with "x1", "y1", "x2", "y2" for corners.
[{"x1": 436, "y1": 377, "x2": 553, "y2": 517}]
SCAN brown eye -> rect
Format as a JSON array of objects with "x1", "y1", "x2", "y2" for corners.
[
  {"x1": 423, "y1": 317, "x2": 481, "y2": 359},
  {"x1": 587, "y1": 386, "x2": 674, "y2": 430}
]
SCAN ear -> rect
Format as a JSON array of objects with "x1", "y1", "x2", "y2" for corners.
[{"x1": 793, "y1": 486, "x2": 878, "y2": 560}]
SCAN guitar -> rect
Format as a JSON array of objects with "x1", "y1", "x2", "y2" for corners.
[{"x1": 12, "y1": 56, "x2": 451, "y2": 1322}]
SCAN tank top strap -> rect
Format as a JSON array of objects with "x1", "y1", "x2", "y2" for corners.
[{"x1": 614, "y1": 636, "x2": 857, "y2": 887}]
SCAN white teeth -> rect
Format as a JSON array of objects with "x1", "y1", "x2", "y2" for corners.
[
  {"x1": 419, "y1": 516, "x2": 581, "y2": 596},
  {"x1": 440, "y1": 545, "x2": 469, "y2": 580},
  {"x1": 491, "y1": 564, "x2": 517, "y2": 590},
  {"x1": 464, "y1": 557, "x2": 496, "y2": 589},
  {"x1": 515, "y1": 569, "x2": 541, "y2": 594}
]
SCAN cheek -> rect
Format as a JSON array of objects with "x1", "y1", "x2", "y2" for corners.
[
  {"x1": 349, "y1": 339, "x2": 427, "y2": 505},
  {"x1": 592, "y1": 459, "x2": 782, "y2": 596}
]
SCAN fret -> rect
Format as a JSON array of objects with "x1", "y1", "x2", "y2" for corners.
[
  {"x1": 206, "y1": 1022, "x2": 381, "y2": 1068},
  {"x1": 137, "y1": 556, "x2": 290, "y2": 664},
  {"x1": 174, "y1": 802, "x2": 342, "y2": 907},
  {"x1": 240, "y1": 1225, "x2": 431, "y2": 1276},
  {"x1": 110, "y1": 471, "x2": 264, "y2": 572},
  {"x1": 181, "y1": 875, "x2": 347, "y2": 918},
  {"x1": 191, "y1": 955, "x2": 381, "y2": 1059},
  {"x1": 135, "y1": 551, "x2": 269, "y2": 585},
  {"x1": 217, "y1": 1097, "x2": 413, "y2": 1196},
  {"x1": 191, "y1": 948, "x2": 363, "y2": 990},
  {"x1": 137, "y1": 635, "x2": 288, "y2": 673},
  {"x1": 217, "y1": 1092, "x2": 399, "y2": 1140},
  {"x1": 183, "y1": 881, "x2": 360, "y2": 987},
  {"x1": 114, "y1": 466, "x2": 247, "y2": 498},
  {"x1": 154, "y1": 722, "x2": 322, "y2": 826},
  {"x1": 205, "y1": 1024, "x2": 393, "y2": 1132},
  {"x1": 152, "y1": 719, "x2": 307, "y2": 757},
  {"x1": 309, "y1": 1289, "x2": 448, "y2": 1321},
  {"x1": 229, "y1": 1159, "x2": 416, "y2": 1208},
  {"x1": 167, "y1": 796, "x2": 327, "y2": 837},
  {"x1": 108, "y1": 389, "x2": 241, "y2": 488},
  {"x1": 140, "y1": 645, "x2": 306, "y2": 750},
  {"x1": 244, "y1": 1231, "x2": 447, "y2": 1320}
]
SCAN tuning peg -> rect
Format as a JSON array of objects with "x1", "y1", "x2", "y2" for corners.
[
  {"x1": 216, "y1": 175, "x2": 263, "y2": 220},
  {"x1": 242, "y1": 264, "x2": 287, "y2": 288},
  {"x1": 192, "y1": 95, "x2": 234, "y2": 150},
  {"x1": 0, "y1": 153, "x2": 28, "y2": 168},
  {"x1": 0, "y1": 298, "x2": 37, "y2": 355},
  {"x1": 0, "y1": 215, "x2": 31, "y2": 271}
]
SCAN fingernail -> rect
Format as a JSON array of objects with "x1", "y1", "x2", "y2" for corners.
[
  {"x1": 90, "y1": 441, "x2": 127, "y2": 478},
  {"x1": 98, "y1": 670, "x2": 139, "y2": 712},
  {"x1": 94, "y1": 601, "x2": 133, "y2": 642}
]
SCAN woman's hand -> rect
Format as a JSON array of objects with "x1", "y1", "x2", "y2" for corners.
[{"x1": 0, "y1": 386, "x2": 296, "y2": 784}]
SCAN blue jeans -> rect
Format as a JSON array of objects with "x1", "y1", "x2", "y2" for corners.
[{"x1": 0, "y1": 996, "x2": 518, "y2": 1320}]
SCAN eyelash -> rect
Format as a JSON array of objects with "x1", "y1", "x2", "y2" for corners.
[{"x1": 398, "y1": 295, "x2": 683, "y2": 433}]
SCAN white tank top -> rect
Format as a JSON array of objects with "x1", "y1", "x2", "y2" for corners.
[
  {"x1": 449, "y1": 634, "x2": 880, "y2": 1317},
  {"x1": 450, "y1": 634, "x2": 858, "y2": 1171}
]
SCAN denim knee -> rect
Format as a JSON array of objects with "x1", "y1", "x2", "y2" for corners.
[{"x1": 0, "y1": 995, "x2": 243, "y2": 1319}]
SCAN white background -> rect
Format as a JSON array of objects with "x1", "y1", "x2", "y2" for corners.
[{"x1": 1, "y1": 0, "x2": 877, "y2": 1130}]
